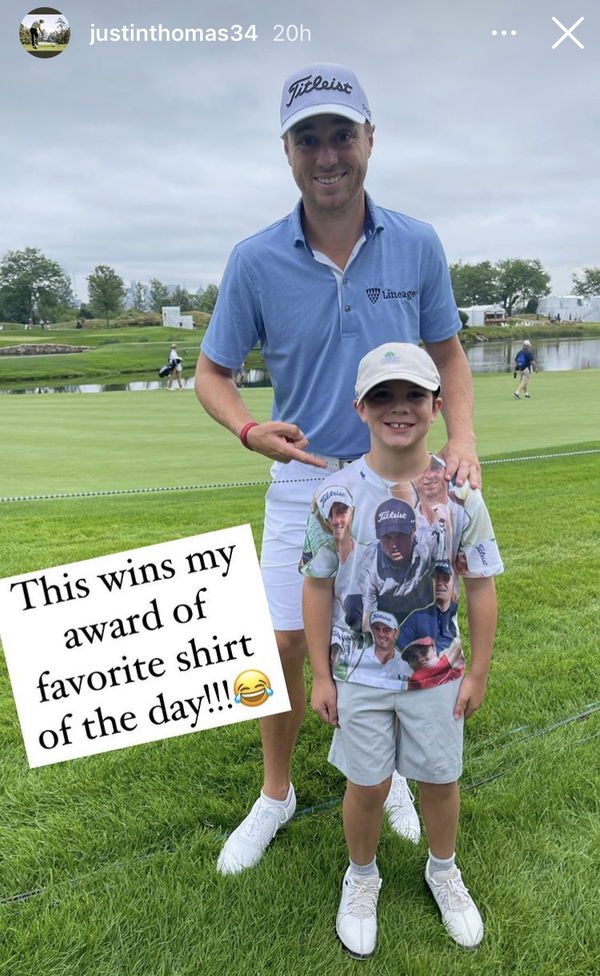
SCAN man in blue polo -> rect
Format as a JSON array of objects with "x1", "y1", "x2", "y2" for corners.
[{"x1": 195, "y1": 62, "x2": 480, "y2": 874}]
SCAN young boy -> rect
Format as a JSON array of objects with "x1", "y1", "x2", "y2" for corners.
[{"x1": 301, "y1": 343, "x2": 502, "y2": 958}]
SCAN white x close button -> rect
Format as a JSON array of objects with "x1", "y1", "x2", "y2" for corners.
[{"x1": 551, "y1": 16, "x2": 584, "y2": 49}]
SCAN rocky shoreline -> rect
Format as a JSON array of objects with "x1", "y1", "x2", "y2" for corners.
[{"x1": 0, "y1": 344, "x2": 90, "y2": 355}]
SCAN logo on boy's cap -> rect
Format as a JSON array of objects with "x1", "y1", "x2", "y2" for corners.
[
  {"x1": 316, "y1": 485, "x2": 353, "y2": 521},
  {"x1": 370, "y1": 610, "x2": 399, "y2": 630},
  {"x1": 374, "y1": 499, "x2": 415, "y2": 537},
  {"x1": 434, "y1": 560, "x2": 453, "y2": 578},
  {"x1": 280, "y1": 62, "x2": 371, "y2": 137},
  {"x1": 355, "y1": 343, "x2": 441, "y2": 402}
]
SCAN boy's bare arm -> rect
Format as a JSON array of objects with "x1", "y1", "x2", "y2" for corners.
[
  {"x1": 302, "y1": 576, "x2": 339, "y2": 727},
  {"x1": 453, "y1": 576, "x2": 497, "y2": 720}
]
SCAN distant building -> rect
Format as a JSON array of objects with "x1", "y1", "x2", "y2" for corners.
[
  {"x1": 126, "y1": 280, "x2": 151, "y2": 309},
  {"x1": 458, "y1": 304, "x2": 507, "y2": 327},
  {"x1": 162, "y1": 306, "x2": 194, "y2": 330},
  {"x1": 537, "y1": 295, "x2": 600, "y2": 322}
]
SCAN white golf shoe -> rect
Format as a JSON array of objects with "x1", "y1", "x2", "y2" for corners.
[
  {"x1": 384, "y1": 771, "x2": 421, "y2": 843},
  {"x1": 217, "y1": 787, "x2": 296, "y2": 875},
  {"x1": 425, "y1": 858, "x2": 484, "y2": 948},
  {"x1": 336, "y1": 866, "x2": 382, "y2": 959}
]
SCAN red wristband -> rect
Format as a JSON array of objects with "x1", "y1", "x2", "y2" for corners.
[{"x1": 239, "y1": 421, "x2": 259, "y2": 449}]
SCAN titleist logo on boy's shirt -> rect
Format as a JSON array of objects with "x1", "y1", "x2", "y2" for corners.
[{"x1": 285, "y1": 73, "x2": 353, "y2": 107}]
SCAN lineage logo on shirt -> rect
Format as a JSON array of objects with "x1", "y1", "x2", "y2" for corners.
[{"x1": 366, "y1": 288, "x2": 417, "y2": 304}]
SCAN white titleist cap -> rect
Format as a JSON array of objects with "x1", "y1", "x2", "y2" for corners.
[
  {"x1": 355, "y1": 343, "x2": 441, "y2": 403},
  {"x1": 370, "y1": 610, "x2": 399, "y2": 631},
  {"x1": 316, "y1": 484, "x2": 353, "y2": 521},
  {"x1": 280, "y1": 62, "x2": 371, "y2": 137}
]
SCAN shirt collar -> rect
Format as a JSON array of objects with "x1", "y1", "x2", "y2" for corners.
[{"x1": 291, "y1": 192, "x2": 384, "y2": 249}]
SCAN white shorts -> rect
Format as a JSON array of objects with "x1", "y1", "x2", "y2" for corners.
[
  {"x1": 260, "y1": 460, "x2": 328, "y2": 630},
  {"x1": 329, "y1": 678, "x2": 464, "y2": 786}
]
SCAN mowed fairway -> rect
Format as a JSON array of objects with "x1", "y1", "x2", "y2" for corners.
[
  {"x1": 1, "y1": 368, "x2": 599, "y2": 498},
  {"x1": 0, "y1": 371, "x2": 599, "y2": 976}
]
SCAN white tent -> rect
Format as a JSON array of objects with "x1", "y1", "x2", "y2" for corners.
[
  {"x1": 458, "y1": 305, "x2": 506, "y2": 327},
  {"x1": 537, "y1": 295, "x2": 600, "y2": 322}
]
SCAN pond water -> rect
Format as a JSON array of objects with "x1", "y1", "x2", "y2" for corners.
[
  {"x1": 0, "y1": 370, "x2": 270, "y2": 396},
  {"x1": 465, "y1": 336, "x2": 600, "y2": 374},
  {"x1": 1, "y1": 338, "x2": 599, "y2": 394}
]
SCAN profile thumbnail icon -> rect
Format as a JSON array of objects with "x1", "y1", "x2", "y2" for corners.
[{"x1": 20, "y1": 7, "x2": 70, "y2": 59}]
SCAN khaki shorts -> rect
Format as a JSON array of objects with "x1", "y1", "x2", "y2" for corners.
[{"x1": 329, "y1": 678, "x2": 464, "y2": 786}]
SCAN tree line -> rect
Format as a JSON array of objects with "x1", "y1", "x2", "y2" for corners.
[
  {"x1": 2, "y1": 246, "x2": 599, "y2": 328},
  {"x1": 0, "y1": 248, "x2": 219, "y2": 326},
  {"x1": 450, "y1": 260, "x2": 600, "y2": 316}
]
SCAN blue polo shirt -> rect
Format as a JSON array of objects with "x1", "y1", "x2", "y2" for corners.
[{"x1": 202, "y1": 194, "x2": 460, "y2": 457}]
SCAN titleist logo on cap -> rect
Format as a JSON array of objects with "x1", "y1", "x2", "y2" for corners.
[
  {"x1": 320, "y1": 488, "x2": 344, "y2": 506},
  {"x1": 285, "y1": 73, "x2": 353, "y2": 108},
  {"x1": 377, "y1": 510, "x2": 409, "y2": 523}
]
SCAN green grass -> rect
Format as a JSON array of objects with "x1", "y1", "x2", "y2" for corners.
[
  {"x1": 1, "y1": 370, "x2": 598, "y2": 497},
  {"x1": 0, "y1": 382, "x2": 599, "y2": 975},
  {"x1": 464, "y1": 320, "x2": 600, "y2": 343},
  {"x1": 21, "y1": 44, "x2": 69, "y2": 52},
  {"x1": 0, "y1": 328, "x2": 204, "y2": 386},
  {"x1": 0, "y1": 326, "x2": 190, "y2": 350},
  {"x1": 0, "y1": 322, "x2": 275, "y2": 388}
]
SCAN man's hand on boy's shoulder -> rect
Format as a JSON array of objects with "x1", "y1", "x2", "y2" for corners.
[
  {"x1": 453, "y1": 671, "x2": 488, "y2": 721},
  {"x1": 439, "y1": 437, "x2": 481, "y2": 490},
  {"x1": 311, "y1": 675, "x2": 339, "y2": 728}
]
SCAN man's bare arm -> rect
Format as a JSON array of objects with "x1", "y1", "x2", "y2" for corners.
[
  {"x1": 194, "y1": 352, "x2": 327, "y2": 467},
  {"x1": 425, "y1": 334, "x2": 481, "y2": 489}
]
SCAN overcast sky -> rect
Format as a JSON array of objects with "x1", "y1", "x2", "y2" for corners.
[{"x1": 2, "y1": 0, "x2": 598, "y2": 299}]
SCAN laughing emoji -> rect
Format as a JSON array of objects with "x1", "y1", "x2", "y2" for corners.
[{"x1": 234, "y1": 670, "x2": 274, "y2": 707}]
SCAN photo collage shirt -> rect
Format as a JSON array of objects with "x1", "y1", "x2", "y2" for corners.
[{"x1": 300, "y1": 455, "x2": 503, "y2": 691}]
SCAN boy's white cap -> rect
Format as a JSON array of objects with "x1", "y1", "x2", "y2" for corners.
[{"x1": 355, "y1": 343, "x2": 441, "y2": 403}]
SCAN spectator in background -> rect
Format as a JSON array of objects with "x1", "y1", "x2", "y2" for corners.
[
  {"x1": 513, "y1": 340, "x2": 537, "y2": 399},
  {"x1": 167, "y1": 344, "x2": 184, "y2": 390}
]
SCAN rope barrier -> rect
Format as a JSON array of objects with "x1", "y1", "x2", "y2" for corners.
[
  {"x1": 1, "y1": 449, "x2": 598, "y2": 504},
  {"x1": 1, "y1": 703, "x2": 598, "y2": 907}
]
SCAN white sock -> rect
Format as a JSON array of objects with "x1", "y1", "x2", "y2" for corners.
[
  {"x1": 428, "y1": 851, "x2": 456, "y2": 874},
  {"x1": 349, "y1": 857, "x2": 379, "y2": 878},
  {"x1": 261, "y1": 784, "x2": 294, "y2": 809}
]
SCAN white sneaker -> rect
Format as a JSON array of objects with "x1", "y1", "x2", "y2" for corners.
[
  {"x1": 425, "y1": 859, "x2": 484, "y2": 948},
  {"x1": 217, "y1": 787, "x2": 296, "y2": 875},
  {"x1": 336, "y1": 866, "x2": 382, "y2": 959},
  {"x1": 384, "y1": 771, "x2": 421, "y2": 843}
]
